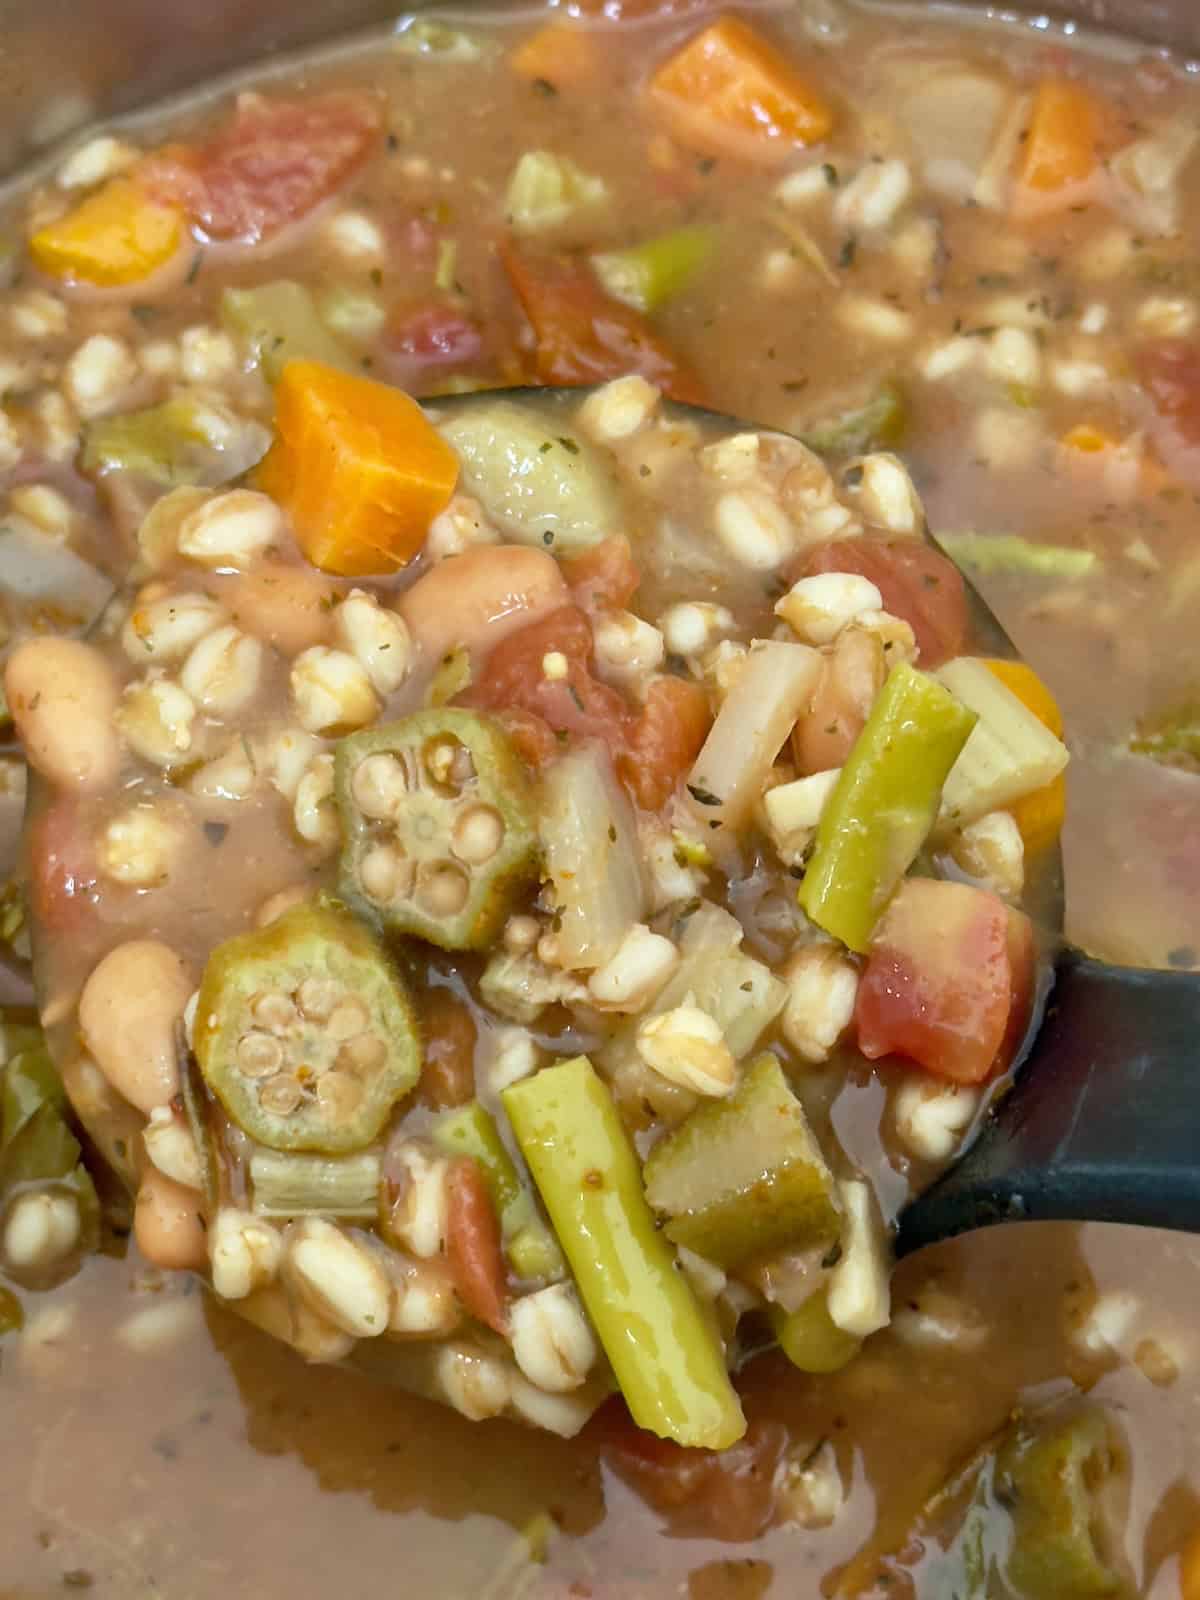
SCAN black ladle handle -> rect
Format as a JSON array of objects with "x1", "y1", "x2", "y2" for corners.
[{"x1": 896, "y1": 952, "x2": 1200, "y2": 1256}]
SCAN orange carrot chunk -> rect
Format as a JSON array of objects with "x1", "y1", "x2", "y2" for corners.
[
  {"x1": 646, "y1": 16, "x2": 834, "y2": 166},
  {"x1": 258, "y1": 359, "x2": 458, "y2": 577},
  {"x1": 510, "y1": 24, "x2": 603, "y2": 90},
  {"x1": 1014, "y1": 78, "x2": 1101, "y2": 196}
]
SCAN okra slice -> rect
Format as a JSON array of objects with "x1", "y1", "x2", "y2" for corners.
[
  {"x1": 642, "y1": 1054, "x2": 842, "y2": 1269},
  {"x1": 194, "y1": 902, "x2": 419, "y2": 1154},
  {"x1": 335, "y1": 709, "x2": 539, "y2": 952}
]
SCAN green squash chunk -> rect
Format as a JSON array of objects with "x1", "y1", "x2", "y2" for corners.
[
  {"x1": 81, "y1": 395, "x2": 271, "y2": 487},
  {"x1": 194, "y1": 901, "x2": 419, "y2": 1153},
  {"x1": 335, "y1": 709, "x2": 539, "y2": 952},
  {"x1": 221, "y1": 281, "x2": 351, "y2": 382},
  {"x1": 643, "y1": 1054, "x2": 841, "y2": 1269}
]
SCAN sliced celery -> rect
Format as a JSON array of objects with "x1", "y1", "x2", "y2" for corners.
[
  {"x1": 798, "y1": 663, "x2": 977, "y2": 952},
  {"x1": 799, "y1": 380, "x2": 908, "y2": 457},
  {"x1": 1130, "y1": 698, "x2": 1200, "y2": 772},
  {"x1": 250, "y1": 1148, "x2": 381, "y2": 1218},
  {"x1": 936, "y1": 531, "x2": 1099, "y2": 579},
  {"x1": 591, "y1": 225, "x2": 716, "y2": 314},
  {"x1": 81, "y1": 396, "x2": 271, "y2": 487},
  {"x1": 505, "y1": 151, "x2": 609, "y2": 235},
  {"x1": 643, "y1": 1055, "x2": 841, "y2": 1269},
  {"x1": 221, "y1": 281, "x2": 351, "y2": 382},
  {"x1": 936, "y1": 657, "x2": 1069, "y2": 829}
]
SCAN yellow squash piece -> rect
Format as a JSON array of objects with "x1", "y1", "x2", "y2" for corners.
[{"x1": 30, "y1": 178, "x2": 184, "y2": 287}]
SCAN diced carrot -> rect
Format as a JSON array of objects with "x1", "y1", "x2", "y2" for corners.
[
  {"x1": 982, "y1": 658, "x2": 1066, "y2": 856},
  {"x1": 30, "y1": 179, "x2": 184, "y2": 287},
  {"x1": 1181, "y1": 1526, "x2": 1200, "y2": 1600},
  {"x1": 1060, "y1": 421, "x2": 1169, "y2": 496},
  {"x1": 646, "y1": 16, "x2": 834, "y2": 167},
  {"x1": 500, "y1": 240, "x2": 706, "y2": 405},
  {"x1": 1061, "y1": 422, "x2": 1116, "y2": 454},
  {"x1": 1013, "y1": 78, "x2": 1102, "y2": 202},
  {"x1": 257, "y1": 359, "x2": 459, "y2": 577},
  {"x1": 510, "y1": 24, "x2": 603, "y2": 89}
]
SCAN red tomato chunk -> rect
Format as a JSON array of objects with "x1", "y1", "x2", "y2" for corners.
[
  {"x1": 140, "y1": 91, "x2": 382, "y2": 243},
  {"x1": 381, "y1": 301, "x2": 487, "y2": 389},
  {"x1": 799, "y1": 536, "x2": 968, "y2": 668},
  {"x1": 855, "y1": 878, "x2": 1035, "y2": 1085}
]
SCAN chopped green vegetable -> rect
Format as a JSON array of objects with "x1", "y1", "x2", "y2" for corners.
[
  {"x1": 194, "y1": 901, "x2": 420, "y2": 1153},
  {"x1": 591, "y1": 225, "x2": 717, "y2": 314},
  {"x1": 643, "y1": 1055, "x2": 841, "y2": 1269},
  {"x1": 250, "y1": 1147, "x2": 381, "y2": 1217},
  {"x1": 505, "y1": 151, "x2": 609, "y2": 234},
  {"x1": 771, "y1": 1290, "x2": 861, "y2": 1373},
  {"x1": 432, "y1": 1100, "x2": 564, "y2": 1280},
  {"x1": 799, "y1": 663, "x2": 977, "y2": 952},
  {"x1": 392, "y1": 18, "x2": 488, "y2": 60},
  {"x1": 997, "y1": 1407, "x2": 1126, "y2": 1599},
  {"x1": 936, "y1": 657, "x2": 1069, "y2": 829},
  {"x1": 438, "y1": 398, "x2": 619, "y2": 551},
  {"x1": 1130, "y1": 697, "x2": 1200, "y2": 772},
  {"x1": 503, "y1": 1056, "x2": 746, "y2": 1449},
  {"x1": 221, "y1": 281, "x2": 351, "y2": 382},
  {"x1": 81, "y1": 395, "x2": 271, "y2": 487},
  {"x1": 335, "y1": 709, "x2": 539, "y2": 952},
  {"x1": 798, "y1": 381, "x2": 908, "y2": 457},
  {"x1": 936, "y1": 531, "x2": 1100, "y2": 579},
  {"x1": 539, "y1": 745, "x2": 646, "y2": 971}
]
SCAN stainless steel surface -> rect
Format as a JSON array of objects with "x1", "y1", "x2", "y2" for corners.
[{"x1": 0, "y1": 0, "x2": 1197, "y2": 178}]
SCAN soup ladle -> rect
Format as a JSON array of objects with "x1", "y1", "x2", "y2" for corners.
[{"x1": 491, "y1": 388, "x2": 1200, "y2": 1257}]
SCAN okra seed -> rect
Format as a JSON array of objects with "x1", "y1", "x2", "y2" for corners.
[
  {"x1": 251, "y1": 991, "x2": 298, "y2": 1033},
  {"x1": 451, "y1": 805, "x2": 505, "y2": 865},
  {"x1": 326, "y1": 997, "x2": 370, "y2": 1041},
  {"x1": 259, "y1": 1074, "x2": 303, "y2": 1115},
  {"x1": 317, "y1": 1070, "x2": 365, "y2": 1119},
  {"x1": 352, "y1": 753, "x2": 409, "y2": 819},
  {"x1": 424, "y1": 736, "x2": 473, "y2": 790},
  {"x1": 361, "y1": 844, "x2": 409, "y2": 903},
  {"x1": 417, "y1": 862, "x2": 470, "y2": 917},
  {"x1": 295, "y1": 976, "x2": 344, "y2": 1022},
  {"x1": 338, "y1": 1033, "x2": 386, "y2": 1072},
  {"x1": 236, "y1": 1031, "x2": 284, "y2": 1078}
]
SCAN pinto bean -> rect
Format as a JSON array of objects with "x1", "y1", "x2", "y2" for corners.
[
  {"x1": 213, "y1": 560, "x2": 341, "y2": 657},
  {"x1": 133, "y1": 1168, "x2": 207, "y2": 1272},
  {"x1": 444, "y1": 1156, "x2": 509, "y2": 1335},
  {"x1": 78, "y1": 940, "x2": 193, "y2": 1113},
  {"x1": 792, "y1": 627, "x2": 885, "y2": 775},
  {"x1": 418, "y1": 987, "x2": 477, "y2": 1109},
  {"x1": 4, "y1": 637, "x2": 120, "y2": 791},
  {"x1": 398, "y1": 544, "x2": 568, "y2": 669}
]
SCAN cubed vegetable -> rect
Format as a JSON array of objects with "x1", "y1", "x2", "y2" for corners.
[
  {"x1": 855, "y1": 877, "x2": 1035, "y2": 1084},
  {"x1": 798, "y1": 663, "x2": 978, "y2": 952},
  {"x1": 30, "y1": 178, "x2": 183, "y2": 286},
  {"x1": 936, "y1": 657, "x2": 1069, "y2": 833},
  {"x1": 256, "y1": 359, "x2": 459, "y2": 576},
  {"x1": 643, "y1": 1054, "x2": 841, "y2": 1269},
  {"x1": 505, "y1": 151, "x2": 609, "y2": 234},
  {"x1": 981, "y1": 658, "x2": 1068, "y2": 853},
  {"x1": 221, "y1": 281, "x2": 351, "y2": 381},
  {"x1": 798, "y1": 381, "x2": 907, "y2": 457},
  {"x1": 1013, "y1": 79, "x2": 1105, "y2": 204},
  {"x1": 590, "y1": 225, "x2": 717, "y2": 315},
  {"x1": 503, "y1": 1055, "x2": 746, "y2": 1449},
  {"x1": 81, "y1": 395, "x2": 271, "y2": 487},
  {"x1": 647, "y1": 17, "x2": 834, "y2": 166}
]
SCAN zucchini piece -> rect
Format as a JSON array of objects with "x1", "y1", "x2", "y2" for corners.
[
  {"x1": 643, "y1": 1054, "x2": 842, "y2": 1269},
  {"x1": 81, "y1": 395, "x2": 271, "y2": 487},
  {"x1": 221, "y1": 281, "x2": 351, "y2": 382},
  {"x1": 505, "y1": 151, "x2": 609, "y2": 234},
  {"x1": 936, "y1": 657, "x2": 1069, "y2": 831}
]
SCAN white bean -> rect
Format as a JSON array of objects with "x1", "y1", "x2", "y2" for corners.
[
  {"x1": 3, "y1": 1189, "x2": 80, "y2": 1274},
  {"x1": 78, "y1": 940, "x2": 193, "y2": 1113},
  {"x1": 133, "y1": 1169, "x2": 207, "y2": 1271},
  {"x1": 4, "y1": 638, "x2": 120, "y2": 790}
]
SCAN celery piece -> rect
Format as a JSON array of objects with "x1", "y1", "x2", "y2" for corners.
[
  {"x1": 643, "y1": 1055, "x2": 841, "y2": 1269},
  {"x1": 997, "y1": 1408, "x2": 1126, "y2": 1599},
  {"x1": 432, "y1": 1100, "x2": 564, "y2": 1280},
  {"x1": 539, "y1": 744, "x2": 646, "y2": 971},
  {"x1": 503, "y1": 1056, "x2": 746, "y2": 1449},
  {"x1": 799, "y1": 381, "x2": 907, "y2": 457},
  {"x1": 221, "y1": 281, "x2": 351, "y2": 382},
  {"x1": 771, "y1": 1291, "x2": 861, "y2": 1373},
  {"x1": 81, "y1": 396, "x2": 271, "y2": 487},
  {"x1": 798, "y1": 662, "x2": 977, "y2": 952},
  {"x1": 936, "y1": 657, "x2": 1069, "y2": 829},
  {"x1": 591, "y1": 225, "x2": 717, "y2": 315},
  {"x1": 438, "y1": 398, "x2": 620, "y2": 551},
  {"x1": 1130, "y1": 698, "x2": 1200, "y2": 773},
  {"x1": 250, "y1": 1148, "x2": 381, "y2": 1218},
  {"x1": 505, "y1": 151, "x2": 609, "y2": 235},
  {"x1": 936, "y1": 531, "x2": 1100, "y2": 579}
]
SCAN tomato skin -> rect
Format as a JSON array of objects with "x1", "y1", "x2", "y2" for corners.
[
  {"x1": 381, "y1": 302, "x2": 486, "y2": 389},
  {"x1": 564, "y1": 535, "x2": 640, "y2": 614},
  {"x1": 621, "y1": 675, "x2": 712, "y2": 810},
  {"x1": 500, "y1": 241, "x2": 707, "y2": 406},
  {"x1": 597, "y1": 1401, "x2": 788, "y2": 1541},
  {"x1": 1135, "y1": 340, "x2": 1200, "y2": 487},
  {"x1": 417, "y1": 986, "x2": 477, "y2": 1110},
  {"x1": 799, "y1": 536, "x2": 968, "y2": 668},
  {"x1": 855, "y1": 878, "x2": 1031, "y2": 1085},
  {"x1": 140, "y1": 91, "x2": 381, "y2": 243},
  {"x1": 444, "y1": 1156, "x2": 509, "y2": 1335}
]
